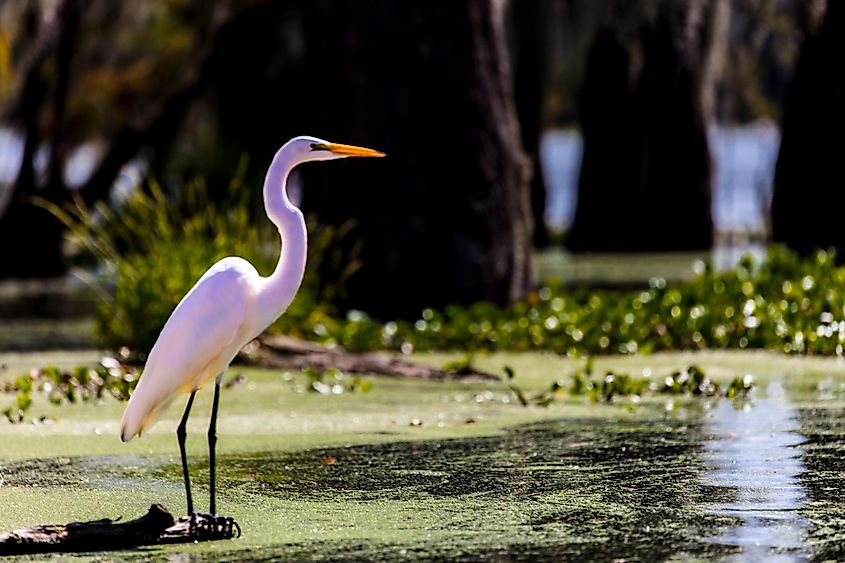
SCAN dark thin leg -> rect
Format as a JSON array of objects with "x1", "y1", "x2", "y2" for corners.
[
  {"x1": 208, "y1": 376, "x2": 222, "y2": 515},
  {"x1": 177, "y1": 391, "x2": 197, "y2": 516}
]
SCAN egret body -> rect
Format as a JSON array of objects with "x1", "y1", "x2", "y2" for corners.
[{"x1": 120, "y1": 136, "x2": 384, "y2": 518}]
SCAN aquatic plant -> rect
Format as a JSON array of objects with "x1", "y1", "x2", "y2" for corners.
[
  {"x1": 0, "y1": 359, "x2": 377, "y2": 423},
  {"x1": 504, "y1": 363, "x2": 754, "y2": 407},
  {"x1": 310, "y1": 246, "x2": 845, "y2": 358},
  {"x1": 1, "y1": 357, "x2": 139, "y2": 423},
  {"x1": 39, "y1": 173, "x2": 358, "y2": 354},
  {"x1": 286, "y1": 367, "x2": 373, "y2": 395},
  {"x1": 2, "y1": 359, "x2": 753, "y2": 423}
]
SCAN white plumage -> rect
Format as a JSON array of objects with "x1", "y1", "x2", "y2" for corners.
[{"x1": 117, "y1": 136, "x2": 384, "y2": 517}]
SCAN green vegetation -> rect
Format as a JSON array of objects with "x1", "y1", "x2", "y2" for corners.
[
  {"x1": 505, "y1": 362, "x2": 752, "y2": 407},
  {"x1": 1, "y1": 358, "x2": 138, "y2": 423},
  {"x1": 40, "y1": 174, "x2": 357, "y2": 353},
  {"x1": 3, "y1": 356, "x2": 755, "y2": 423},
  {"x1": 1, "y1": 360, "x2": 377, "y2": 424},
  {"x1": 294, "y1": 367, "x2": 373, "y2": 395},
  {"x1": 43, "y1": 181, "x2": 845, "y2": 363},
  {"x1": 312, "y1": 247, "x2": 845, "y2": 357},
  {"x1": 0, "y1": 351, "x2": 841, "y2": 560}
]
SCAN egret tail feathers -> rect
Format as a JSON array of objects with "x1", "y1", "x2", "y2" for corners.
[{"x1": 120, "y1": 395, "x2": 173, "y2": 442}]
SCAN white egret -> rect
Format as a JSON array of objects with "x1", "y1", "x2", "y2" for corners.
[{"x1": 119, "y1": 136, "x2": 384, "y2": 523}]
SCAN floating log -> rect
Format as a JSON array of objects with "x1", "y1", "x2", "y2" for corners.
[
  {"x1": 251, "y1": 335, "x2": 500, "y2": 381},
  {"x1": 0, "y1": 504, "x2": 239, "y2": 555}
]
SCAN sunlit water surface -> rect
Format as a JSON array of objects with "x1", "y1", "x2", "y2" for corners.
[
  {"x1": 1, "y1": 378, "x2": 842, "y2": 561},
  {"x1": 701, "y1": 385, "x2": 811, "y2": 561}
]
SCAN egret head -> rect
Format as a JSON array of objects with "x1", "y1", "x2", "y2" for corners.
[{"x1": 284, "y1": 135, "x2": 385, "y2": 164}]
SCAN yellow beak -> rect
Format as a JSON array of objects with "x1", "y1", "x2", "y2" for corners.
[{"x1": 314, "y1": 142, "x2": 386, "y2": 157}]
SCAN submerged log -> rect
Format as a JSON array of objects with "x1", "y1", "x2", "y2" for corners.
[
  {"x1": 251, "y1": 335, "x2": 500, "y2": 382},
  {"x1": 0, "y1": 504, "x2": 239, "y2": 555}
]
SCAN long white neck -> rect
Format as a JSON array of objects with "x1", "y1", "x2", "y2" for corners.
[{"x1": 255, "y1": 146, "x2": 308, "y2": 329}]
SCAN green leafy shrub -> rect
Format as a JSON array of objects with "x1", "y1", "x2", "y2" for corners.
[
  {"x1": 41, "y1": 175, "x2": 357, "y2": 353},
  {"x1": 308, "y1": 246, "x2": 845, "y2": 357},
  {"x1": 42, "y1": 175, "x2": 845, "y2": 361}
]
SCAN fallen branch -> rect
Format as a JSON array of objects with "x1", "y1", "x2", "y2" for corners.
[
  {"x1": 0, "y1": 504, "x2": 239, "y2": 555},
  {"x1": 248, "y1": 335, "x2": 499, "y2": 382}
]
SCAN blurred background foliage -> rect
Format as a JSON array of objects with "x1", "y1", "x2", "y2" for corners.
[
  {"x1": 312, "y1": 246, "x2": 845, "y2": 358},
  {"x1": 0, "y1": 0, "x2": 843, "y2": 356},
  {"x1": 41, "y1": 171, "x2": 358, "y2": 352}
]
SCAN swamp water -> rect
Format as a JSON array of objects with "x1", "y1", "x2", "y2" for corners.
[
  {"x1": 0, "y1": 354, "x2": 844, "y2": 561},
  {"x1": 193, "y1": 394, "x2": 842, "y2": 561}
]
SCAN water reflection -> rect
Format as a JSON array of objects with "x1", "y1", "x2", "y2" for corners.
[{"x1": 701, "y1": 383, "x2": 811, "y2": 560}]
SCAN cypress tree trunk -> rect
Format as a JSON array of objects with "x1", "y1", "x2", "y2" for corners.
[
  {"x1": 0, "y1": 0, "x2": 75, "y2": 279},
  {"x1": 511, "y1": 0, "x2": 551, "y2": 248},
  {"x1": 771, "y1": 1, "x2": 845, "y2": 254},
  {"x1": 303, "y1": 0, "x2": 531, "y2": 319},
  {"x1": 567, "y1": 1, "x2": 713, "y2": 253},
  {"x1": 633, "y1": 6, "x2": 713, "y2": 251},
  {"x1": 566, "y1": 27, "x2": 640, "y2": 252}
]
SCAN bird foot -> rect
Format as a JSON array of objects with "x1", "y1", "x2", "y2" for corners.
[{"x1": 182, "y1": 512, "x2": 241, "y2": 540}]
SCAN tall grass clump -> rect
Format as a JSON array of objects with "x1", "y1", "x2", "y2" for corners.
[{"x1": 40, "y1": 174, "x2": 357, "y2": 354}]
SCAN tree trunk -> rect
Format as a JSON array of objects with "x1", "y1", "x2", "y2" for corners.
[
  {"x1": 0, "y1": 0, "x2": 69, "y2": 279},
  {"x1": 698, "y1": 0, "x2": 731, "y2": 121},
  {"x1": 45, "y1": 0, "x2": 80, "y2": 198},
  {"x1": 566, "y1": 27, "x2": 640, "y2": 252},
  {"x1": 771, "y1": 1, "x2": 845, "y2": 254},
  {"x1": 303, "y1": 0, "x2": 531, "y2": 319},
  {"x1": 633, "y1": 4, "x2": 713, "y2": 251},
  {"x1": 511, "y1": 0, "x2": 551, "y2": 248},
  {"x1": 567, "y1": 0, "x2": 713, "y2": 253}
]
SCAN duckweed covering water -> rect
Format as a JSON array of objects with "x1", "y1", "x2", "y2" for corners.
[
  {"x1": 0, "y1": 412, "x2": 740, "y2": 560},
  {"x1": 1, "y1": 397, "x2": 841, "y2": 561},
  {"x1": 0, "y1": 352, "x2": 844, "y2": 560},
  {"x1": 183, "y1": 416, "x2": 740, "y2": 561}
]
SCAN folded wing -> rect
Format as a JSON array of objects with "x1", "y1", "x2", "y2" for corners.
[{"x1": 120, "y1": 258, "x2": 253, "y2": 441}]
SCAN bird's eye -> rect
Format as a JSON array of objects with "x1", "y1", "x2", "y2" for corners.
[{"x1": 310, "y1": 143, "x2": 330, "y2": 152}]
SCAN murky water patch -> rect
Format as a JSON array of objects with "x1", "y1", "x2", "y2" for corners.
[
  {"x1": 3, "y1": 388, "x2": 845, "y2": 561},
  {"x1": 218, "y1": 419, "x2": 700, "y2": 499},
  {"x1": 795, "y1": 404, "x2": 845, "y2": 562},
  {"x1": 0, "y1": 453, "x2": 162, "y2": 491},
  {"x1": 206, "y1": 415, "x2": 742, "y2": 560}
]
